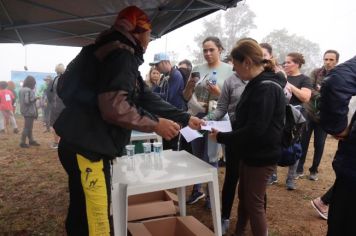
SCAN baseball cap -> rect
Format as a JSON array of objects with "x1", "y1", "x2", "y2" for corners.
[{"x1": 149, "y1": 52, "x2": 170, "y2": 66}]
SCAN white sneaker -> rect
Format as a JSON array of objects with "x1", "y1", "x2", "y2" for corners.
[
  {"x1": 311, "y1": 197, "x2": 328, "y2": 220},
  {"x1": 221, "y1": 218, "x2": 230, "y2": 235},
  {"x1": 294, "y1": 172, "x2": 304, "y2": 180}
]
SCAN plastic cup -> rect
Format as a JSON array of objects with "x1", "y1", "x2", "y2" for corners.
[
  {"x1": 125, "y1": 144, "x2": 135, "y2": 170},
  {"x1": 125, "y1": 144, "x2": 135, "y2": 157},
  {"x1": 153, "y1": 142, "x2": 162, "y2": 158},
  {"x1": 142, "y1": 142, "x2": 151, "y2": 154}
]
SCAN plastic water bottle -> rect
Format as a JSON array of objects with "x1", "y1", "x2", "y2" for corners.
[
  {"x1": 206, "y1": 70, "x2": 218, "y2": 115},
  {"x1": 209, "y1": 70, "x2": 217, "y2": 85}
]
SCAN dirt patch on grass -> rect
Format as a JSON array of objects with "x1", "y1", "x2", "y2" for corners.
[{"x1": 0, "y1": 117, "x2": 337, "y2": 235}]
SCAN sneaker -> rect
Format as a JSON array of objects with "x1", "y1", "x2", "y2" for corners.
[
  {"x1": 186, "y1": 191, "x2": 205, "y2": 205},
  {"x1": 13, "y1": 128, "x2": 19, "y2": 134},
  {"x1": 29, "y1": 141, "x2": 40, "y2": 146},
  {"x1": 308, "y1": 172, "x2": 318, "y2": 181},
  {"x1": 51, "y1": 143, "x2": 59, "y2": 149},
  {"x1": 311, "y1": 197, "x2": 328, "y2": 220},
  {"x1": 19, "y1": 143, "x2": 29, "y2": 148},
  {"x1": 294, "y1": 172, "x2": 304, "y2": 180},
  {"x1": 204, "y1": 197, "x2": 211, "y2": 210},
  {"x1": 286, "y1": 179, "x2": 296, "y2": 190},
  {"x1": 267, "y1": 174, "x2": 278, "y2": 185},
  {"x1": 221, "y1": 218, "x2": 230, "y2": 235}
]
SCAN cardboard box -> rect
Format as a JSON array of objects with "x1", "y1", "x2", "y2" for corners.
[
  {"x1": 128, "y1": 216, "x2": 215, "y2": 236},
  {"x1": 128, "y1": 190, "x2": 179, "y2": 221}
]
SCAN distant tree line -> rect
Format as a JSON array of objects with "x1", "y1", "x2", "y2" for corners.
[{"x1": 191, "y1": 2, "x2": 321, "y2": 74}]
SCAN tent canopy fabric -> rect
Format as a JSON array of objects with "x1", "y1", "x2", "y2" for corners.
[{"x1": 0, "y1": 0, "x2": 240, "y2": 47}]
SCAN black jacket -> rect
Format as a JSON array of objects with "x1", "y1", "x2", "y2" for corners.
[
  {"x1": 217, "y1": 71, "x2": 286, "y2": 166},
  {"x1": 320, "y1": 56, "x2": 356, "y2": 184},
  {"x1": 55, "y1": 29, "x2": 190, "y2": 161}
]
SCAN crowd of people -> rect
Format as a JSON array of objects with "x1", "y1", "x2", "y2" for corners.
[
  {"x1": 143, "y1": 38, "x2": 346, "y2": 235},
  {"x1": 0, "y1": 63, "x2": 66, "y2": 149},
  {"x1": 1, "y1": 5, "x2": 355, "y2": 236}
]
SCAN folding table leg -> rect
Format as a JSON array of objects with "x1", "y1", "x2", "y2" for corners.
[
  {"x1": 112, "y1": 183, "x2": 128, "y2": 236},
  {"x1": 177, "y1": 187, "x2": 186, "y2": 216},
  {"x1": 208, "y1": 171, "x2": 222, "y2": 236}
]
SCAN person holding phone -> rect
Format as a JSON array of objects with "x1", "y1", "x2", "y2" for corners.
[{"x1": 183, "y1": 36, "x2": 233, "y2": 209}]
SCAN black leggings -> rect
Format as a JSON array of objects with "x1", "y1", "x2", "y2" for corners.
[
  {"x1": 321, "y1": 185, "x2": 334, "y2": 205},
  {"x1": 221, "y1": 145, "x2": 240, "y2": 219}
]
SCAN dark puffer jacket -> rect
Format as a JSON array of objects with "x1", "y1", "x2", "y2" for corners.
[
  {"x1": 54, "y1": 29, "x2": 190, "y2": 161},
  {"x1": 217, "y1": 71, "x2": 286, "y2": 166},
  {"x1": 320, "y1": 56, "x2": 356, "y2": 184}
]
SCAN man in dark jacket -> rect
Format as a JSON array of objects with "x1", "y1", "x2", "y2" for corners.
[
  {"x1": 151, "y1": 52, "x2": 186, "y2": 150},
  {"x1": 151, "y1": 52, "x2": 186, "y2": 110},
  {"x1": 54, "y1": 6, "x2": 203, "y2": 235},
  {"x1": 319, "y1": 56, "x2": 356, "y2": 236},
  {"x1": 297, "y1": 50, "x2": 339, "y2": 181}
]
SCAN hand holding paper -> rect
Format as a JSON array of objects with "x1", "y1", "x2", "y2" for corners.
[
  {"x1": 209, "y1": 128, "x2": 219, "y2": 142},
  {"x1": 180, "y1": 126, "x2": 203, "y2": 143},
  {"x1": 200, "y1": 120, "x2": 232, "y2": 132},
  {"x1": 188, "y1": 116, "x2": 205, "y2": 130}
]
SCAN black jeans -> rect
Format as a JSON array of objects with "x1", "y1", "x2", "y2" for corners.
[
  {"x1": 327, "y1": 178, "x2": 356, "y2": 236},
  {"x1": 20, "y1": 117, "x2": 35, "y2": 144},
  {"x1": 58, "y1": 141, "x2": 112, "y2": 236},
  {"x1": 297, "y1": 120, "x2": 327, "y2": 173},
  {"x1": 221, "y1": 145, "x2": 239, "y2": 219}
]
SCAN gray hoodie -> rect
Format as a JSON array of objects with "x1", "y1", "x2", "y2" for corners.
[
  {"x1": 19, "y1": 87, "x2": 37, "y2": 118},
  {"x1": 206, "y1": 73, "x2": 247, "y2": 123}
]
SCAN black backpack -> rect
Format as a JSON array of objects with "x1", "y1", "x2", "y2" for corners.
[
  {"x1": 260, "y1": 80, "x2": 306, "y2": 166},
  {"x1": 278, "y1": 104, "x2": 306, "y2": 166},
  {"x1": 282, "y1": 104, "x2": 306, "y2": 147},
  {"x1": 56, "y1": 41, "x2": 133, "y2": 107}
]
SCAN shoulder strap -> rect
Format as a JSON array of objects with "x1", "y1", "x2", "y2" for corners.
[
  {"x1": 260, "y1": 80, "x2": 283, "y2": 90},
  {"x1": 50, "y1": 76, "x2": 59, "y2": 92}
]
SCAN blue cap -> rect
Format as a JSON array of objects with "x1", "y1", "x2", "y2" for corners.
[{"x1": 149, "y1": 52, "x2": 170, "y2": 66}]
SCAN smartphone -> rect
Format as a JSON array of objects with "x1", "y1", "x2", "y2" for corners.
[{"x1": 191, "y1": 72, "x2": 200, "y2": 82}]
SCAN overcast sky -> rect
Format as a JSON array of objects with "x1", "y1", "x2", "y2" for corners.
[{"x1": 0, "y1": 0, "x2": 355, "y2": 81}]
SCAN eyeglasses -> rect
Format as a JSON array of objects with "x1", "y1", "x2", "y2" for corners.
[{"x1": 203, "y1": 48, "x2": 216, "y2": 53}]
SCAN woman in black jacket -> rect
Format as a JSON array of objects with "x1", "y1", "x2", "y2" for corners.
[{"x1": 210, "y1": 39, "x2": 286, "y2": 236}]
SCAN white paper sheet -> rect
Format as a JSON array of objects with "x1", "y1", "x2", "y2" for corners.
[
  {"x1": 180, "y1": 126, "x2": 203, "y2": 142},
  {"x1": 201, "y1": 120, "x2": 232, "y2": 132}
]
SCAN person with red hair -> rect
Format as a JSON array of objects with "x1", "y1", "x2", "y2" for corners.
[{"x1": 54, "y1": 6, "x2": 203, "y2": 235}]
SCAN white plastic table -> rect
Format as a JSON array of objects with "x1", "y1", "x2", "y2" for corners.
[
  {"x1": 130, "y1": 130, "x2": 162, "y2": 143},
  {"x1": 111, "y1": 150, "x2": 221, "y2": 236}
]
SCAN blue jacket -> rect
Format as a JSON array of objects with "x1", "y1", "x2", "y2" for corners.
[
  {"x1": 320, "y1": 56, "x2": 356, "y2": 183},
  {"x1": 153, "y1": 68, "x2": 186, "y2": 110}
]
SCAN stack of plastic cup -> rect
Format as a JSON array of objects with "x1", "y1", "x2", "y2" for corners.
[
  {"x1": 142, "y1": 142, "x2": 151, "y2": 157},
  {"x1": 153, "y1": 142, "x2": 162, "y2": 158},
  {"x1": 125, "y1": 144, "x2": 135, "y2": 170}
]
